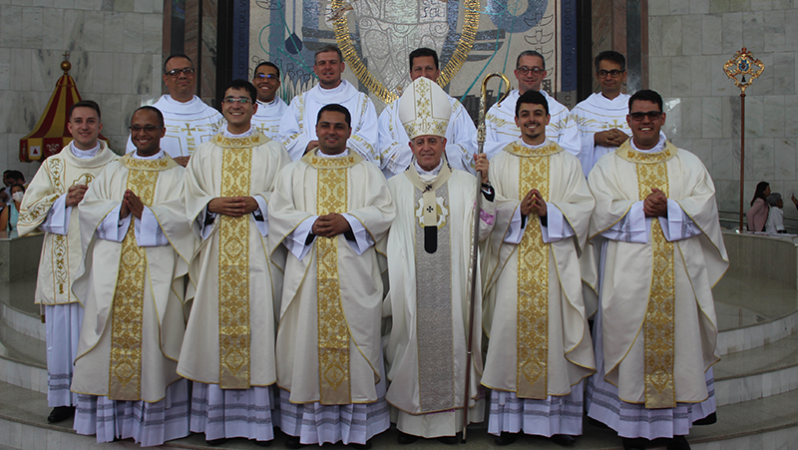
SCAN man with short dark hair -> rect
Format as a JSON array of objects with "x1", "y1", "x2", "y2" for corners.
[
  {"x1": 585, "y1": 89, "x2": 728, "y2": 450},
  {"x1": 279, "y1": 45, "x2": 379, "y2": 161},
  {"x1": 377, "y1": 47, "x2": 478, "y2": 178},
  {"x1": 71, "y1": 105, "x2": 194, "y2": 446},
  {"x1": 270, "y1": 103, "x2": 395, "y2": 449},
  {"x1": 179, "y1": 79, "x2": 291, "y2": 446},
  {"x1": 18, "y1": 100, "x2": 118, "y2": 424},
  {"x1": 481, "y1": 90, "x2": 595, "y2": 447},
  {"x1": 251, "y1": 61, "x2": 287, "y2": 139},
  {"x1": 484, "y1": 51, "x2": 580, "y2": 159},
  {"x1": 570, "y1": 51, "x2": 631, "y2": 176},
  {"x1": 125, "y1": 54, "x2": 223, "y2": 166}
]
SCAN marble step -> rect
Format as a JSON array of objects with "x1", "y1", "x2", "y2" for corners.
[{"x1": 0, "y1": 379, "x2": 797, "y2": 450}]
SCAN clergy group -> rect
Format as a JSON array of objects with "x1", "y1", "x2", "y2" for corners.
[{"x1": 16, "y1": 45, "x2": 728, "y2": 450}]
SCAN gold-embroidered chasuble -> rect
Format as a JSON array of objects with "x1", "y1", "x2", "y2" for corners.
[
  {"x1": 309, "y1": 152, "x2": 360, "y2": 405},
  {"x1": 628, "y1": 148, "x2": 676, "y2": 409},
  {"x1": 511, "y1": 142, "x2": 556, "y2": 400},
  {"x1": 108, "y1": 157, "x2": 165, "y2": 400},
  {"x1": 217, "y1": 142, "x2": 253, "y2": 389}
]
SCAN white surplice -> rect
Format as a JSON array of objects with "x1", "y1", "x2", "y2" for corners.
[
  {"x1": 484, "y1": 90, "x2": 580, "y2": 160},
  {"x1": 252, "y1": 97, "x2": 289, "y2": 140},
  {"x1": 570, "y1": 92, "x2": 631, "y2": 176},
  {"x1": 125, "y1": 95, "x2": 224, "y2": 158},
  {"x1": 278, "y1": 80, "x2": 379, "y2": 162}
]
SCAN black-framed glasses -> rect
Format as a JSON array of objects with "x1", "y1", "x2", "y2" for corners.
[
  {"x1": 164, "y1": 67, "x2": 195, "y2": 77},
  {"x1": 222, "y1": 97, "x2": 252, "y2": 104},
  {"x1": 254, "y1": 73, "x2": 278, "y2": 80},
  {"x1": 629, "y1": 111, "x2": 663, "y2": 122},
  {"x1": 129, "y1": 125, "x2": 163, "y2": 133},
  {"x1": 516, "y1": 66, "x2": 545, "y2": 75},
  {"x1": 598, "y1": 69, "x2": 625, "y2": 78}
]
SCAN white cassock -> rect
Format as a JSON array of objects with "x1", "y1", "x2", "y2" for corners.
[
  {"x1": 584, "y1": 133, "x2": 728, "y2": 440},
  {"x1": 484, "y1": 90, "x2": 580, "y2": 160},
  {"x1": 278, "y1": 80, "x2": 379, "y2": 162},
  {"x1": 125, "y1": 95, "x2": 224, "y2": 158},
  {"x1": 384, "y1": 160, "x2": 495, "y2": 437},
  {"x1": 17, "y1": 141, "x2": 118, "y2": 408},
  {"x1": 481, "y1": 139, "x2": 596, "y2": 438},
  {"x1": 71, "y1": 151, "x2": 194, "y2": 447},
  {"x1": 378, "y1": 95, "x2": 478, "y2": 178},
  {"x1": 269, "y1": 149, "x2": 395, "y2": 446},
  {"x1": 252, "y1": 97, "x2": 289, "y2": 140},
  {"x1": 570, "y1": 92, "x2": 631, "y2": 176},
  {"x1": 178, "y1": 128, "x2": 291, "y2": 442}
]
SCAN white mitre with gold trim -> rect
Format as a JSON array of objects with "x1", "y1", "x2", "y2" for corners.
[{"x1": 398, "y1": 77, "x2": 452, "y2": 139}]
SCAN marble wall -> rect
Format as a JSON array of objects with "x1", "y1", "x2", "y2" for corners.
[
  {"x1": 0, "y1": 0, "x2": 164, "y2": 181},
  {"x1": 648, "y1": 0, "x2": 798, "y2": 228}
]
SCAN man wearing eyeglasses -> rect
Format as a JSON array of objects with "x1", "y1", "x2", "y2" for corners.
[
  {"x1": 126, "y1": 54, "x2": 224, "y2": 167},
  {"x1": 585, "y1": 90, "x2": 728, "y2": 450},
  {"x1": 377, "y1": 47, "x2": 478, "y2": 178},
  {"x1": 279, "y1": 45, "x2": 379, "y2": 162},
  {"x1": 570, "y1": 51, "x2": 632, "y2": 177},
  {"x1": 71, "y1": 106, "x2": 195, "y2": 446},
  {"x1": 484, "y1": 50, "x2": 580, "y2": 160},
  {"x1": 251, "y1": 61, "x2": 287, "y2": 140},
  {"x1": 179, "y1": 79, "x2": 291, "y2": 446}
]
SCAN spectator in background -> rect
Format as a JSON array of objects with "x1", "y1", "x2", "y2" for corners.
[
  {"x1": 746, "y1": 181, "x2": 770, "y2": 232},
  {"x1": 0, "y1": 183, "x2": 24, "y2": 233},
  {"x1": 766, "y1": 193, "x2": 786, "y2": 234}
]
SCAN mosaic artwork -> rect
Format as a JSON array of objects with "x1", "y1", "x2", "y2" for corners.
[{"x1": 249, "y1": 0, "x2": 577, "y2": 111}]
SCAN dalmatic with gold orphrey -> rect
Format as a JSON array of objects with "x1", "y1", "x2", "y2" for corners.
[
  {"x1": 108, "y1": 159, "x2": 161, "y2": 400},
  {"x1": 634, "y1": 152, "x2": 675, "y2": 409}
]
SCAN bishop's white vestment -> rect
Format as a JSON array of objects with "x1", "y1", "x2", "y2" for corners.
[
  {"x1": 570, "y1": 92, "x2": 631, "y2": 176},
  {"x1": 17, "y1": 141, "x2": 118, "y2": 408},
  {"x1": 378, "y1": 95, "x2": 478, "y2": 178},
  {"x1": 279, "y1": 80, "x2": 379, "y2": 162},
  {"x1": 269, "y1": 149, "x2": 395, "y2": 446},
  {"x1": 178, "y1": 130, "x2": 291, "y2": 442},
  {"x1": 125, "y1": 95, "x2": 224, "y2": 158},
  {"x1": 71, "y1": 152, "x2": 194, "y2": 446},
  {"x1": 384, "y1": 161, "x2": 495, "y2": 438},
  {"x1": 584, "y1": 135, "x2": 728, "y2": 440},
  {"x1": 252, "y1": 97, "x2": 288, "y2": 140},
  {"x1": 484, "y1": 90, "x2": 580, "y2": 160},
  {"x1": 481, "y1": 139, "x2": 596, "y2": 438}
]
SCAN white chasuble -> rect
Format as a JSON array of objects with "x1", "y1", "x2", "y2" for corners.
[
  {"x1": 269, "y1": 150, "x2": 394, "y2": 405},
  {"x1": 570, "y1": 92, "x2": 631, "y2": 176},
  {"x1": 71, "y1": 154, "x2": 194, "y2": 402},
  {"x1": 18, "y1": 141, "x2": 118, "y2": 305},
  {"x1": 125, "y1": 95, "x2": 224, "y2": 158},
  {"x1": 484, "y1": 90, "x2": 580, "y2": 160},
  {"x1": 384, "y1": 166, "x2": 495, "y2": 431},
  {"x1": 587, "y1": 140, "x2": 728, "y2": 405},
  {"x1": 178, "y1": 132, "x2": 291, "y2": 388},
  {"x1": 482, "y1": 141, "x2": 595, "y2": 398},
  {"x1": 279, "y1": 80, "x2": 379, "y2": 162}
]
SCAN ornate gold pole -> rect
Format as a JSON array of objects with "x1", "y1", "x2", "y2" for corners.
[{"x1": 723, "y1": 48, "x2": 764, "y2": 232}]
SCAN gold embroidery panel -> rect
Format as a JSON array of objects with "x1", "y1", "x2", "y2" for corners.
[
  {"x1": 636, "y1": 162, "x2": 676, "y2": 408},
  {"x1": 109, "y1": 168, "x2": 158, "y2": 400},
  {"x1": 316, "y1": 167, "x2": 351, "y2": 405},
  {"x1": 516, "y1": 156, "x2": 550, "y2": 399},
  {"x1": 218, "y1": 147, "x2": 253, "y2": 389}
]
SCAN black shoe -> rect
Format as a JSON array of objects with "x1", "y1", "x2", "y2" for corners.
[
  {"x1": 254, "y1": 439, "x2": 273, "y2": 447},
  {"x1": 693, "y1": 412, "x2": 716, "y2": 425},
  {"x1": 397, "y1": 432, "x2": 418, "y2": 444},
  {"x1": 206, "y1": 438, "x2": 229, "y2": 446},
  {"x1": 285, "y1": 435, "x2": 305, "y2": 449},
  {"x1": 495, "y1": 432, "x2": 517, "y2": 445},
  {"x1": 551, "y1": 434, "x2": 576, "y2": 447},
  {"x1": 436, "y1": 435, "x2": 459, "y2": 445},
  {"x1": 47, "y1": 406, "x2": 74, "y2": 423},
  {"x1": 349, "y1": 439, "x2": 372, "y2": 449},
  {"x1": 622, "y1": 437, "x2": 650, "y2": 450},
  {"x1": 587, "y1": 416, "x2": 609, "y2": 429},
  {"x1": 666, "y1": 435, "x2": 691, "y2": 450}
]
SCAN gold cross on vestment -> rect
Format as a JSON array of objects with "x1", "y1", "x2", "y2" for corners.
[{"x1": 182, "y1": 124, "x2": 198, "y2": 135}]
